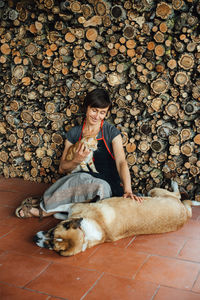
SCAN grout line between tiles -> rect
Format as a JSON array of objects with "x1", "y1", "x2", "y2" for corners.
[
  {"x1": 146, "y1": 252, "x2": 200, "y2": 264},
  {"x1": 125, "y1": 236, "x2": 136, "y2": 248},
  {"x1": 0, "y1": 280, "x2": 66, "y2": 299},
  {"x1": 24, "y1": 287, "x2": 67, "y2": 300},
  {"x1": 132, "y1": 254, "x2": 151, "y2": 280},
  {"x1": 151, "y1": 285, "x2": 161, "y2": 300},
  {"x1": 0, "y1": 228, "x2": 15, "y2": 240},
  {"x1": 80, "y1": 272, "x2": 104, "y2": 300},
  {"x1": 0, "y1": 189, "x2": 20, "y2": 193},
  {"x1": 176, "y1": 238, "x2": 188, "y2": 257},
  {"x1": 191, "y1": 269, "x2": 200, "y2": 290},
  {"x1": 23, "y1": 261, "x2": 53, "y2": 289}
]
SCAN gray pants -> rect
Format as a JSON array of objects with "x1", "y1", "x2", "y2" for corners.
[{"x1": 40, "y1": 172, "x2": 112, "y2": 213}]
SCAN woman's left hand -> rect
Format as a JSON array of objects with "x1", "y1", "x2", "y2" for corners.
[{"x1": 123, "y1": 192, "x2": 143, "y2": 203}]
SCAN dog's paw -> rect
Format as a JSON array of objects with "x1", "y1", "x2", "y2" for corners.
[{"x1": 54, "y1": 212, "x2": 69, "y2": 220}]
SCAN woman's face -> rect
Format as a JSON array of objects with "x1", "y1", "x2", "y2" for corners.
[{"x1": 86, "y1": 106, "x2": 109, "y2": 125}]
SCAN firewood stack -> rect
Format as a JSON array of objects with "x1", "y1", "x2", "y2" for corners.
[{"x1": 0, "y1": 0, "x2": 199, "y2": 200}]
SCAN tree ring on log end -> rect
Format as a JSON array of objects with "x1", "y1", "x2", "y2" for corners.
[
  {"x1": 95, "y1": 1, "x2": 107, "y2": 16},
  {"x1": 151, "y1": 78, "x2": 169, "y2": 94},
  {"x1": 138, "y1": 141, "x2": 150, "y2": 153},
  {"x1": 156, "y1": 2, "x2": 172, "y2": 19},
  {"x1": 107, "y1": 72, "x2": 125, "y2": 86},
  {"x1": 151, "y1": 140, "x2": 164, "y2": 152},
  {"x1": 140, "y1": 124, "x2": 151, "y2": 135},
  {"x1": 174, "y1": 72, "x2": 188, "y2": 86},
  {"x1": 181, "y1": 143, "x2": 193, "y2": 156},
  {"x1": 123, "y1": 26, "x2": 135, "y2": 39},
  {"x1": 30, "y1": 134, "x2": 40, "y2": 147},
  {"x1": 70, "y1": 1, "x2": 81, "y2": 13},
  {"x1": 12, "y1": 65, "x2": 25, "y2": 79},
  {"x1": 184, "y1": 102, "x2": 197, "y2": 115},
  {"x1": 172, "y1": 0, "x2": 184, "y2": 10},
  {"x1": 178, "y1": 53, "x2": 194, "y2": 70},
  {"x1": 0, "y1": 151, "x2": 8, "y2": 162},
  {"x1": 194, "y1": 134, "x2": 200, "y2": 145},
  {"x1": 151, "y1": 97, "x2": 162, "y2": 111},
  {"x1": 165, "y1": 102, "x2": 179, "y2": 117},
  {"x1": 111, "y1": 5, "x2": 124, "y2": 19},
  {"x1": 127, "y1": 153, "x2": 136, "y2": 166},
  {"x1": 169, "y1": 145, "x2": 180, "y2": 156},
  {"x1": 21, "y1": 110, "x2": 33, "y2": 123},
  {"x1": 180, "y1": 129, "x2": 191, "y2": 142}
]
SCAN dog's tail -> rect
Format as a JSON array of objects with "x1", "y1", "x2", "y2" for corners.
[
  {"x1": 190, "y1": 201, "x2": 200, "y2": 207},
  {"x1": 183, "y1": 200, "x2": 200, "y2": 207},
  {"x1": 182, "y1": 200, "x2": 200, "y2": 218}
]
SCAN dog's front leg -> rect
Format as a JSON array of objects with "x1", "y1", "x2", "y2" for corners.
[{"x1": 53, "y1": 203, "x2": 74, "y2": 220}]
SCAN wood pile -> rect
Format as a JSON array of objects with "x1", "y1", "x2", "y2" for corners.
[{"x1": 0, "y1": 0, "x2": 199, "y2": 200}]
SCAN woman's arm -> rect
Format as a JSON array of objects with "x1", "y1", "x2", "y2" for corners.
[
  {"x1": 112, "y1": 135, "x2": 143, "y2": 202},
  {"x1": 59, "y1": 139, "x2": 90, "y2": 174}
]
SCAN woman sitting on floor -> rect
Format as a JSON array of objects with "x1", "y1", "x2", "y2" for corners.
[{"x1": 16, "y1": 88, "x2": 142, "y2": 219}]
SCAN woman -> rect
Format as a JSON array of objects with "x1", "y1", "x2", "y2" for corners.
[{"x1": 16, "y1": 88, "x2": 142, "y2": 219}]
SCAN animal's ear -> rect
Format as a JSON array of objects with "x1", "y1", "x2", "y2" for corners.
[
  {"x1": 71, "y1": 218, "x2": 83, "y2": 229},
  {"x1": 63, "y1": 221, "x2": 71, "y2": 230},
  {"x1": 62, "y1": 218, "x2": 83, "y2": 230}
]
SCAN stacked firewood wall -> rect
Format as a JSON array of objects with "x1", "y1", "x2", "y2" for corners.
[{"x1": 0, "y1": 0, "x2": 199, "y2": 199}]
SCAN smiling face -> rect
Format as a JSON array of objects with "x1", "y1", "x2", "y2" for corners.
[{"x1": 86, "y1": 106, "x2": 109, "y2": 126}]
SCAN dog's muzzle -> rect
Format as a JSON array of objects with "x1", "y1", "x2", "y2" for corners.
[{"x1": 33, "y1": 230, "x2": 56, "y2": 250}]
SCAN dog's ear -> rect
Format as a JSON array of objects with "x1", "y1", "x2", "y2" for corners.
[
  {"x1": 63, "y1": 221, "x2": 71, "y2": 230},
  {"x1": 62, "y1": 218, "x2": 83, "y2": 230},
  {"x1": 71, "y1": 218, "x2": 83, "y2": 229}
]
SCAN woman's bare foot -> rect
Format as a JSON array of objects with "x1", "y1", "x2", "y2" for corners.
[
  {"x1": 15, "y1": 204, "x2": 54, "y2": 219},
  {"x1": 20, "y1": 207, "x2": 53, "y2": 218}
]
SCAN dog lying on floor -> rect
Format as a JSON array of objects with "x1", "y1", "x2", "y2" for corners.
[{"x1": 34, "y1": 181, "x2": 200, "y2": 256}]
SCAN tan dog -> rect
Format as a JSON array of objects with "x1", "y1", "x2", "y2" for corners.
[{"x1": 34, "y1": 181, "x2": 199, "y2": 256}]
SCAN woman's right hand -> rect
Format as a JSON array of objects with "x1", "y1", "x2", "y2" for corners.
[{"x1": 73, "y1": 143, "x2": 90, "y2": 164}]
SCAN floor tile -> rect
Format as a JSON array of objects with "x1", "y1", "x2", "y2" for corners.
[
  {"x1": 0, "y1": 206, "x2": 15, "y2": 220},
  {"x1": 48, "y1": 297, "x2": 63, "y2": 300},
  {"x1": 168, "y1": 220, "x2": 200, "y2": 239},
  {"x1": 0, "y1": 178, "x2": 50, "y2": 194},
  {"x1": 0, "y1": 282, "x2": 49, "y2": 300},
  {"x1": 178, "y1": 239, "x2": 200, "y2": 262},
  {"x1": 0, "y1": 191, "x2": 28, "y2": 208},
  {"x1": 135, "y1": 255, "x2": 200, "y2": 290},
  {"x1": 26, "y1": 263, "x2": 102, "y2": 300},
  {"x1": 129, "y1": 233, "x2": 186, "y2": 257},
  {"x1": 1, "y1": 177, "x2": 200, "y2": 300},
  {"x1": 192, "y1": 274, "x2": 200, "y2": 293},
  {"x1": 0, "y1": 249, "x2": 5, "y2": 256},
  {"x1": 34, "y1": 242, "x2": 100, "y2": 264},
  {"x1": 83, "y1": 273, "x2": 158, "y2": 300},
  {"x1": 78, "y1": 243, "x2": 148, "y2": 279},
  {"x1": 154, "y1": 286, "x2": 200, "y2": 300},
  {"x1": 0, "y1": 223, "x2": 14, "y2": 238},
  {"x1": 0, "y1": 218, "x2": 57, "y2": 255},
  {"x1": 191, "y1": 207, "x2": 200, "y2": 221},
  {"x1": 0, "y1": 252, "x2": 50, "y2": 287},
  {"x1": 111, "y1": 236, "x2": 136, "y2": 248}
]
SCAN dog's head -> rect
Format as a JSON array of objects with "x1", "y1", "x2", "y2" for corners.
[{"x1": 34, "y1": 218, "x2": 85, "y2": 256}]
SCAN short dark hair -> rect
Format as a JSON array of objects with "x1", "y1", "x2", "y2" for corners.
[{"x1": 82, "y1": 88, "x2": 112, "y2": 114}]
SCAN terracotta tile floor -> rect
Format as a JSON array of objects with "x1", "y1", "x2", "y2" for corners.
[{"x1": 0, "y1": 177, "x2": 200, "y2": 300}]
